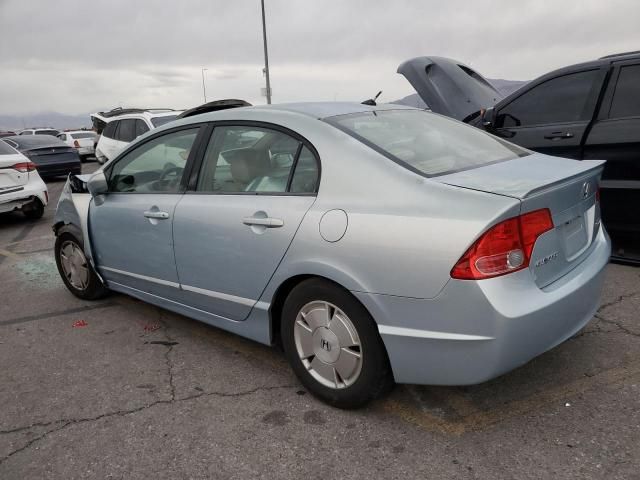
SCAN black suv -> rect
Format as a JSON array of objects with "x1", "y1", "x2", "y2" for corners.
[{"x1": 399, "y1": 53, "x2": 640, "y2": 262}]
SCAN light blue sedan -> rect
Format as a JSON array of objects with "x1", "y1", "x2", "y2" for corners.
[{"x1": 53, "y1": 102, "x2": 610, "y2": 408}]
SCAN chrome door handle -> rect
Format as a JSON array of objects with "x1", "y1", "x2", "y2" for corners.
[
  {"x1": 242, "y1": 216, "x2": 284, "y2": 228},
  {"x1": 143, "y1": 210, "x2": 170, "y2": 219}
]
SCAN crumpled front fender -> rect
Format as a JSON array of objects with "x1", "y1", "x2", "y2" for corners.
[{"x1": 53, "y1": 174, "x2": 97, "y2": 269}]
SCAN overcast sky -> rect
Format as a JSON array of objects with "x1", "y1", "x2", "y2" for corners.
[{"x1": 1, "y1": 0, "x2": 639, "y2": 115}]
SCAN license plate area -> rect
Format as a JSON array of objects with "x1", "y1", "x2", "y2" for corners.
[{"x1": 559, "y1": 214, "x2": 589, "y2": 261}]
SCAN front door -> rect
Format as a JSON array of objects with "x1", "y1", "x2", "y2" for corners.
[
  {"x1": 173, "y1": 124, "x2": 320, "y2": 320},
  {"x1": 492, "y1": 69, "x2": 604, "y2": 159},
  {"x1": 90, "y1": 127, "x2": 201, "y2": 299}
]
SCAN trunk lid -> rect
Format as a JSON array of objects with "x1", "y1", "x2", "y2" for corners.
[
  {"x1": 0, "y1": 152, "x2": 29, "y2": 193},
  {"x1": 26, "y1": 147, "x2": 78, "y2": 165},
  {"x1": 435, "y1": 153, "x2": 606, "y2": 287},
  {"x1": 397, "y1": 56, "x2": 503, "y2": 122}
]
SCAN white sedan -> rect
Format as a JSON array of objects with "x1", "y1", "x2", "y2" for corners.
[
  {"x1": 0, "y1": 139, "x2": 48, "y2": 218},
  {"x1": 57, "y1": 131, "x2": 97, "y2": 161}
]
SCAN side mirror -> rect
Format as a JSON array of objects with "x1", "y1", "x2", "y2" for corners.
[
  {"x1": 481, "y1": 106, "x2": 496, "y2": 130},
  {"x1": 87, "y1": 171, "x2": 108, "y2": 197}
]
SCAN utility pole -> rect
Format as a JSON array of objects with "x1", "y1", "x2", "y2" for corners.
[
  {"x1": 260, "y1": 0, "x2": 272, "y2": 104},
  {"x1": 201, "y1": 68, "x2": 208, "y2": 103}
]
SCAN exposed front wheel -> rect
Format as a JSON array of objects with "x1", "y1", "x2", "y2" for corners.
[
  {"x1": 281, "y1": 278, "x2": 394, "y2": 408},
  {"x1": 54, "y1": 232, "x2": 108, "y2": 300}
]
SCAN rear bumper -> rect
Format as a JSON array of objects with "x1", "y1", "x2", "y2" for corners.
[
  {"x1": 0, "y1": 174, "x2": 48, "y2": 213},
  {"x1": 355, "y1": 227, "x2": 611, "y2": 385},
  {"x1": 77, "y1": 146, "x2": 94, "y2": 156},
  {"x1": 37, "y1": 161, "x2": 81, "y2": 178}
]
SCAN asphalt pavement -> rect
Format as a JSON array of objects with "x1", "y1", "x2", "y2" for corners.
[{"x1": 1, "y1": 162, "x2": 639, "y2": 479}]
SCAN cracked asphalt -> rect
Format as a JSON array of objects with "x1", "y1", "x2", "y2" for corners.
[{"x1": 1, "y1": 163, "x2": 639, "y2": 479}]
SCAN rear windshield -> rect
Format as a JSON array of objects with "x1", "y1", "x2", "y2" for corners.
[
  {"x1": 5, "y1": 135, "x2": 66, "y2": 149},
  {"x1": 71, "y1": 132, "x2": 96, "y2": 139},
  {"x1": 329, "y1": 110, "x2": 529, "y2": 177},
  {"x1": 151, "y1": 115, "x2": 178, "y2": 128},
  {"x1": 0, "y1": 140, "x2": 17, "y2": 155}
]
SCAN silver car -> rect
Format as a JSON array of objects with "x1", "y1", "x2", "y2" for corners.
[{"x1": 53, "y1": 102, "x2": 611, "y2": 408}]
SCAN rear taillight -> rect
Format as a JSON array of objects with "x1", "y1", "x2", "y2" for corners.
[
  {"x1": 12, "y1": 162, "x2": 37, "y2": 173},
  {"x1": 74, "y1": 140, "x2": 80, "y2": 148},
  {"x1": 451, "y1": 208, "x2": 554, "y2": 280}
]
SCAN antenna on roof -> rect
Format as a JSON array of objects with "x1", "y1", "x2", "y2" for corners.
[{"x1": 362, "y1": 91, "x2": 382, "y2": 106}]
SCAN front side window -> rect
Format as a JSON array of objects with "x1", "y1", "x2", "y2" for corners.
[
  {"x1": 107, "y1": 128, "x2": 198, "y2": 193},
  {"x1": 330, "y1": 110, "x2": 528, "y2": 177},
  {"x1": 196, "y1": 126, "x2": 319, "y2": 194},
  {"x1": 496, "y1": 70, "x2": 598, "y2": 127},
  {"x1": 609, "y1": 64, "x2": 640, "y2": 119}
]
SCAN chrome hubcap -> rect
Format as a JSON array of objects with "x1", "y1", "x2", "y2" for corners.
[
  {"x1": 59, "y1": 240, "x2": 89, "y2": 290},
  {"x1": 293, "y1": 301, "x2": 362, "y2": 389}
]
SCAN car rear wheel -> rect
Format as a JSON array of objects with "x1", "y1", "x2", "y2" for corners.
[
  {"x1": 55, "y1": 232, "x2": 108, "y2": 300},
  {"x1": 281, "y1": 278, "x2": 394, "y2": 408},
  {"x1": 22, "y1": 198, "x2": 44, "y2": 219}
]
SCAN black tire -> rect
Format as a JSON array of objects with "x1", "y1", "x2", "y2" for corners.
[
  {"x1": 281, "y1": 278, "x2": 394, "y2": 409},
  {"x1": 22, "y1": 198, "x2": 44, "y2": 219},
  {"x1": 54, "y1": 231, "x2": 109, "y2": 300}
]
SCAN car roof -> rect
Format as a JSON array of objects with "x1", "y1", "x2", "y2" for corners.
[{"x1": 181, "y1": 101, "x2": 419, "y2": 123}]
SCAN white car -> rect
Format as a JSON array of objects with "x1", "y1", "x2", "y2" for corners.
[
  {"x1": 19, "y1": 128, "x2": 60, "y2": 137},
  {"x1": 57, "y1": 130, "x2": 97, "y2": 161},
  {"x1": 91, "y1": 108, "x2": 182, "y2": 164},
  {"x1": 0, "y1": 139, "x2": 48, "y2": 219}
]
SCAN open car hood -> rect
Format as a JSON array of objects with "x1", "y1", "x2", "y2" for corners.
[{"x1": 397, "y1": 56, "x2": 503, "y2": 122}]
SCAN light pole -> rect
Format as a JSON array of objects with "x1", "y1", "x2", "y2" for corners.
[
  {"x1": 260, "y1": 0, "x2": 271, "y2": 104},
  {"x1": 201, "y1": 68, "x2": 208, "y2": 103}
]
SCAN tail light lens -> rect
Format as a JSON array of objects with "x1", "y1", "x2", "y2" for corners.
[
  {"x1": 12, "y1": 162, "x2": 37, "y2": 173},
  {"x1": 74, "y1": 140, "x2": 80, "y2": 148},
  {"x1": 451, "y1": 209, "x2": 554, "y2": 280}
]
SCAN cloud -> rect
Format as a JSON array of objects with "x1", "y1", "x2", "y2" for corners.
[{"x1": 1, "y1": 0, "x2": 639, "y2": 115}]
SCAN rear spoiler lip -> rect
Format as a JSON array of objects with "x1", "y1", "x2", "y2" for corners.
[{"x1": 437, "y1": 159, "x2": 606, "y2": 200}]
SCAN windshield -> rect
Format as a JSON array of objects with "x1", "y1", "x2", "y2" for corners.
[
  {"x1": 71, "y1": 132, "x2": 96, "y2": 139},
  {"x1": 329, "y1": 109, "x2": 529, "y2": 177},
  {"x1": 151, "y1": 115, "x2": 178, "y2": 128}
]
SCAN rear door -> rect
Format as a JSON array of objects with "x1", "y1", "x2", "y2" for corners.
[
  {"x1": 584, "y1": 60, "x2": 640, "y2": 232},
  {"x1": 492, "y1": 69, "x2": 606, "y2": 159},
  {"x1": 172, "y1": 124, "x2": 320, "y2": 321}
]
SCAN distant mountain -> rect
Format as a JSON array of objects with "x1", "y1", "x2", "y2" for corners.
[
  {"x1": 0, "y1": 112, "x2": 92, "y2": 131},
  {"x1": 392, "y1": 78, "x2": 528, "y2": 109}
]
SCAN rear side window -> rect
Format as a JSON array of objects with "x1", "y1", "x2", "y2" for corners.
[
  {"x1": 496, "y1": 70, "x2": 598, "y2": 127},
  {"x1": 59, "y1": 134, "x2": 67, "y2": 141},
  {"x1": 103, "y1": 121, "x2": 118, "y2": 139},
  {"x1": 330, "y1": 110, "x2": 528, "y2": 177},
  {"x1": 609, "y1": 64, "x2": 640, "y2": 119},
  {"x1": 116, "y1": 119, "x2": 136, "y2": 142},
  {"x1": 36, "y1": 130, "x2": 59, "y2": 136},
  {"x1": 196, "y1": 126, "x2": 319, "y2": 194}
]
